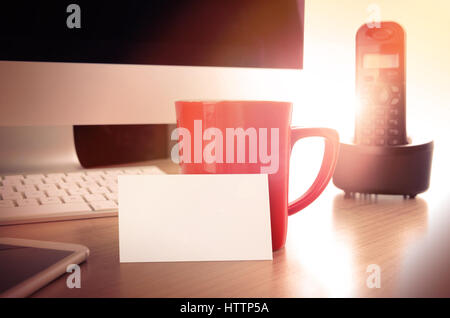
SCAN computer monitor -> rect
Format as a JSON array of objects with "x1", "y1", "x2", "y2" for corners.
[
  {"x1": 0, "y1": 0, "x2": 304, "y2": 126},
  {"x1": 0, "y1": 0, "x2": 304, "y2": 172}
]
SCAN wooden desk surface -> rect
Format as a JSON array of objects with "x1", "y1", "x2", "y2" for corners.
[{"x1": 1, "y1": 157, "x2": 449, "y2": 298}]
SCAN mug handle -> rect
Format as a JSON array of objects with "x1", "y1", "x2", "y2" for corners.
[{"x1": 287, "y1": 127, "x2": 340, "y2": 216}]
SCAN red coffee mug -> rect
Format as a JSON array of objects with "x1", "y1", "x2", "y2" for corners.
[{"x1": 174, "y1": 100, "x2": 339, "y2": 251}]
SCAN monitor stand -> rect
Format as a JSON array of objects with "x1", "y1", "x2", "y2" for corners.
[{"x1": 0, "y1": 126, "x2": 82, "y2": 175}]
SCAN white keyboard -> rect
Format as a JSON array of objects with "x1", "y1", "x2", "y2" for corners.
[{"x1": 0, "y1": 166, "x2": 165, "y2": 225}]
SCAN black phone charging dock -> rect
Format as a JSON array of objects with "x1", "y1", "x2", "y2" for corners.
[{"x1": 332, "y1": 138, "x2": 433, "y2": 198}]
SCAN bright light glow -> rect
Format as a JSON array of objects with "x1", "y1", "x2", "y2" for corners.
[
  {"x1": 285, "y1": 0, "x2": 450, "y2": 200},
  {"x1": 299, "y1": 0, "x2": 450, "y2": 137},
  {"x1": 285, "y1": 205, "x2": 355, "y2": 297}
]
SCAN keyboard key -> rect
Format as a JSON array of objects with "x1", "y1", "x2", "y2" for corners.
[
  {"x1": 46, "y1": 189, "x2": 68, "y2": 197},
  {"x1": 105, "y1": 170, "x2": 124, "y2": 176},
  {"x1": 375, "y1": 138, "x2": 386, "y2": 145},
  {"x1": 0, "y1": 202, "x2": 93, "y2": 219},
  {"x1": 62, "y1": 195, "x2": 85, "y2": 204},
  {"x1": 4, "y1": 175, "x2": 24, "y2": 181},
  {"x1": 85, "y1": 170, "x2": 105, "y2": 177},
  {"x1": 78, "y1": 181, "x2": 100, "y2": 189},
  {"x1": 81, "y1": 176, "x2": 99, "y2": 183},
  {"x1": 105, "y1": 193, "x2": 118, "y2": 201},
  {"x1": 24, "y1": 176, "x2": 44, "y2": 185},
  {"x1": 89, "y1": 175, "x2": 106, "y2": 183},
  {"x1": 375, "y1": 128, "x2": 385, "y2": 136},
  {"x1": 15, "y1": 184, "x2": 37, "y2": 192},
  {"x1": 24, "y1": 190, "x2": 46, "y2": 199},
  {"x1": 103, "y1": 174, "x2": 119, "y2": 181},
  {"x1": 23, "y1": 179, "x2": 43, "y2": 186},
  {"x1": 90, "y1": 200, "x2": 118, "y2": 211},
  {"x1": 2, "y1": 179, "x2": 24, "y2": 186},
  {"x1": 1, "y1": 192, "x2": 23, "y2": 200},
  {"x1": 0, "y1": 190, "x2": 15, "y2": 195},
  {"x1": 89, "y1": 187, "x2": 110, "y2": 195},
  {"x1": 68, "y1": 188, "x2": 89, "y2": 196},
  {"x1": 96, "y1": 180, "x2": 108, "y2": 187},
  {"x1": 40, "y1": 197, "x2": 62, "y2": 205},
  {"x1": 37, "y1": 184, "x2": 58, "y2": 192},
  {"x1": 0, "y1": 200, "x2": 15, "y2": 208},
  {"x1": 86, "y1": 186, "x2": 98, "y2": 194},
  {"x1": 58, "y1": 182, "x2": 79, "y2": 190},
  {"x1": 106, "y1": 184, "x2": 118, "y2": 193},
  {"x1": 1, "y1": 185, "x2": 16, "y2": 193},
  {"x1": 103, "y1": 179, "x2": 117, "y2": 185},
  {"x1": 64, "y1": 176, "x2": 84, "y2": 183},
  {"x1": 16, "y1": 198, "x2": 39, "y2": 207},
  {"x1": 44, "y1": 176, "x2": 64, "y2": 184},
  {"x1": 123, "y1": 169, "x2": 142, "y2": 175},
  {"x1": 26, "y1": 174, "x2": 45, "y2": 180},
  {"x1": 84, "y1": 194, "x2": 106, "y2": 202}
]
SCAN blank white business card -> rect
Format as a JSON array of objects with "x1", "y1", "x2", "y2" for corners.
[{"x1": 118, "y1": 174, "x2": 273, "y2": 262}]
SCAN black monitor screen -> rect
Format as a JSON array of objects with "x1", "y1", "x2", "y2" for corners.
[{"x1": 0, "y1": 0, "x2": 304, "y2": 69}]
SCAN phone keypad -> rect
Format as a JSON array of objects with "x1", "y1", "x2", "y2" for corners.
[
  {"x1": 388, "y1": 108, "x2": 399, "y2": 116},
  {"x1": 391, "y1": 97, "x2": 400, "y2": 106},
  {"x1": 388, "y1": 118, "x2": 398, "y2": 126},
  {"x1": 388, "y1": 128, "x2": 399, "y2": 136},
  {"x1": 356, "y1": 79, "x2": 406, "y2": 146}
]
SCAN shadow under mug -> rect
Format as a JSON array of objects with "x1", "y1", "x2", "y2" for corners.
[{"x1": 175, "y1": 100, "x2": 340, "y2": 251}]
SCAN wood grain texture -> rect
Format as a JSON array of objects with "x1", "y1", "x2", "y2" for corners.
[{"x1": 0, "y1": 158, "x2": 447, "y2": 297}]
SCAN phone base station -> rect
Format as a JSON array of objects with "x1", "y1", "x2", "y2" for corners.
[{"x1": 332, "y1": 138, "x2": 433, "y2": 198}]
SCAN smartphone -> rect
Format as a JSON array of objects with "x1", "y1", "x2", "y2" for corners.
[
  {"x1": 0, "y1": 238, "x2": 89, "y2": 297},
  {"x1": 355, "y1": 21, "x2": 407, "y2": 146}
]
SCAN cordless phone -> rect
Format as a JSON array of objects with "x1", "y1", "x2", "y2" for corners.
[
  {"x1": 355, "y1": 21, "x2": 408, "y2": 146},
  {"x1": 333, "y1": 21, "x2": 434, "y2": 198}
]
